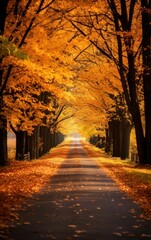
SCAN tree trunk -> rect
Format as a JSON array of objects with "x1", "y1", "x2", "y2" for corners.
[
  {"x1": 141, "y1": 0, "x2": 151, "y2": 164},
  {"x1": 111, "y1": 120, "x2": 121, "y2": 157},
  {"x1": 35, "y1": 127, "x2": 39, "y2": 159},
  {"x1": 25, "y1": 128, "x2": 38, "y2": 160},
  {"x1": 39, "y1": 126, "x2": 44, "y2": 157},
  {"x1": 121, "y1": 119, "x2": 132, "y2": 160},
  {"x1": 0, "y1": 0, "x2": 9, "y2": 34},
  {"x1": 0, "y1": 113, "x2": 8, "y2": 166},
  {"x1": 42, "y1": 126, "x2": 49, "y2": 154},
  {"x1": 105, "y1": 126, "x2": 112, "y2": 154},
  {"x1": 15, "y1": 130, "x2": 25, "y2": 160},
  {"x1": 0, "y1": 0, "x2": 10, "y2": 166},
  {"x1": 26, "y1": 135, "x2": 34, "y2": 160},
  {"x1": 109, "y1": 0, "x2": 146, "y2": 164},
  {"x1": 101, "y1": 137, "x2": 106, "y2": 149},
  {"x1": 126, "y1": 53, "x2": 146, "y2": 164},
  {"x1": 45, "y1": 127, "x2": 50, "y2": 153}
]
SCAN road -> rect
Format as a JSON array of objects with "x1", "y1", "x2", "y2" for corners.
[{"x1": 4, "y1": 139, "x2": 151, "y2": 240}]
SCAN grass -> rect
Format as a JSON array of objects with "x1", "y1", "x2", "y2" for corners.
[
  {"x1": 99, "y1": 156, "x2": 151, "y2": 184},
  {"x1": 125, "y1": 167, "x2": 151, "y2": 184}
]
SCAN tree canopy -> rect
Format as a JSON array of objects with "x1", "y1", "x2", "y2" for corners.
[{"x1": 0, "y1": 0, "x2": 151, "y2": 165}]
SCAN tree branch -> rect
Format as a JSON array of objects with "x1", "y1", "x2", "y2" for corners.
[{"x1": 69, "y1": 19, "x2": 113, "y2": 60}]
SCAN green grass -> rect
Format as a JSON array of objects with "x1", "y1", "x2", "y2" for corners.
[
  {"x1": 91, "y1": 145, "x2": 151, "y2": 185},
  {"x1": 125, "y1": 168, "x2": 151, "y2": 184}
]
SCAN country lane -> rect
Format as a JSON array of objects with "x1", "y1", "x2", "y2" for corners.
[{"x1": 4, "y1": 138, "x2": 151, "y2": 240}]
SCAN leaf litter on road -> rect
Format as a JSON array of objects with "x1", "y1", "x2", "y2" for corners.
[{"x1": 0, "y1": 142, "x2": 68, "y2": 229}]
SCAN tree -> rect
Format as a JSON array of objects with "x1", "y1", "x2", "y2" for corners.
[
  {"x1": 106, "y1": 93, "x2": 132, "y2": 159},
  {"x1": 66, "y1": 54, "x2": 123, "y2": 140},
  {"x1": 0, "y1": 0, "x2": 75, "y2": 165},
  {"x1": 1, "y1": 0, "x2": 150, "y2": 165},
  {"x1": 0, "y1": 0, "x2": 10, "y2": 165},
  {"x1": 63, "y1": 0, "x2": 150, "y2": 164},
  {"x1": 141, "y1": 0, "x2": 151, "y2": 163},
  {"x1": 106, "y1": 0, "x2": 150, "y2": 163}
]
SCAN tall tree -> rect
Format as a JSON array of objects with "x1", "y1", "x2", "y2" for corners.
[
  {"x1": 141, "y1": 0, "x2": 151, "y2": 163},
  {"x1": 64, "y1": 0, "x2": 149, "y2": 164},
  {"x1": 0, "y1": 0, "x2": 70, "y2": 165},
  {"x1": 0, "y1": 0, "x2": 10, "y2": 165}
]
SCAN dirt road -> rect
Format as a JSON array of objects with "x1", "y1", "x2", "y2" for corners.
[{"x1": 4, "y1": 139, "x2": 151, "y2": 240}]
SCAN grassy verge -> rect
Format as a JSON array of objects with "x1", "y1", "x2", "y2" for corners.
[{"x1": 83, "y1": 142, "x2": 151, "y2": 220}]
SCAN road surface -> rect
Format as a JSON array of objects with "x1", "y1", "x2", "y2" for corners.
[{"x1": 4, "y1": 139, "x2": 151, "y2": 240}]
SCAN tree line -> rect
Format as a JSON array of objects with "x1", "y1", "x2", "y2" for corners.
[
  {"x1": 0, "y1": 0, "x2": 151, "y2": 166},
  {"x1": 64, "y1": 0, "x2": 151, "y2": 164}
]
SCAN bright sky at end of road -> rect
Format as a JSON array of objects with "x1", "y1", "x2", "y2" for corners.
[{"x1": 66, "y1": 132, "x2": 86, "y2": 141}]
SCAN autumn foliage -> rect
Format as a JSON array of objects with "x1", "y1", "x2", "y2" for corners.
[
  {"x1": 0, "y1": 1, "x2": 151, "y2": 164},
  {"x1": 0, "y1": 143, "x2": 67, "y2": 228}
]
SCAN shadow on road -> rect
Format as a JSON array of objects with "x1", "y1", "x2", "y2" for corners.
[{"x1": 3, "y1": 139, "x2": 151, "y2": 240}]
